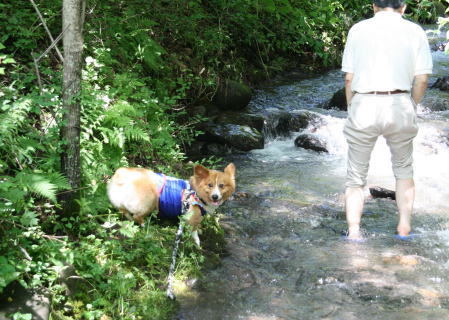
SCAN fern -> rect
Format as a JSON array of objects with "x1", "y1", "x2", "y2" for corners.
[
  {"x1": 14, "y1": 171, "x2": 70, "y2": 203},
  {"x1": 0, "y1": 98, "x2": 32, "y2": 139}
]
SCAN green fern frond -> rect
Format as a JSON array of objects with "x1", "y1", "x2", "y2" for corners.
[
  {"x1": 0, "y1": 99, "x2": 32, "y2": 142},
  {"x1": 45, "y1": 172, "x2": 71, "y2": 190},
  {"x1": 15, "y1": 171, "x2": 68, "y2": 202},
  {"x1": 124, "y1": 127, "x2": 150, "y2": 143},
  {"x1": 104, "y1": 100, "x2": 143, "y2": 127}
]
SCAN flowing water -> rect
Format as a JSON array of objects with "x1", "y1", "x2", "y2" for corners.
[{"x1": 177, "y1": 31, "x2": 449, "y2": 320}]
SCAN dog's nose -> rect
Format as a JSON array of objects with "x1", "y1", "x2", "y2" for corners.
[{"x1": 212, "y1": 194, "x2": 219, "y2": 201}]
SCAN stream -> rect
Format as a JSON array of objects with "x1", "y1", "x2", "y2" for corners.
[{"x1": 177, "y1": 31, "x2": 449, "y2": 320}]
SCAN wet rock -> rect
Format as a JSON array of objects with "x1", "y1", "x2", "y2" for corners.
[
  {"x1": 424, "y1": 98, "x2": 449, "y2": 111},
  {"x1": 0, "y1": 281, "x2": 50, "y2": 320},
  {"x1": 199, "y1": 123, "x2": 264, "y2": 151},
  {"x1": 323, "y1": 87, "x2": 347, "y2": 111},
  {"x1": 213, "y1": 80, "x2": 252, "y2": 111},
  {"x1": 215, "y1": 112, "x2": 265, "y2": 132},
  {"x1": 431, "y1": 76, "x2": 449, "y2": 91},
  {"x1": 369, "y1": 186, "x2": 396, "y2": 200},
  {"x1": 431, "y1": 41, "x2": 448, "y2": 52},
  {"x1": 262, "y1": 110, "x2": 323, "y2": 138},
  {"x1": 347, "y1": 282, "x2": 414, "y2": 308},
  {"x1": 294, "y1": 133, "x2": 328, "y2": 153}
]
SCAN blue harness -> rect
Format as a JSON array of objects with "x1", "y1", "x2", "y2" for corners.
[{"x1": 154, "y1": 173, "x2": 207, "y2": 219}]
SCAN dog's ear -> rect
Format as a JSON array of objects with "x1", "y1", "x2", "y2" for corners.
[
  {"x1": 194, "y1": 164, "x2": 209, "y2": 180},
  {"x1": 224, "y1": 163, "x2": 236, "y2": 178}
]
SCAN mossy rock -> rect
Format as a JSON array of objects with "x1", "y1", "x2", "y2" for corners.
[{"x1": 214, "y1": 80, "x2": 252, "y2": 111}]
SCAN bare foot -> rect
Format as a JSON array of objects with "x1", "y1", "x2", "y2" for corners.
[
  {"x1": 347, "y1": 226, "x2": 364, "y2": 241},
  {"x1": 397, "y1": 224, "x2": 411, "y2": 237}
]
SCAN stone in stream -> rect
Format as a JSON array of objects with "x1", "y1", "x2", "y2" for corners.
[
  {"x1": 199, "y1": 122, "x2": 264, "y2": 151},
  {"x1": 431, "y1": 76, "x2": 449, "y2": 92},
  {"x1": 323, "y1": 87, "x2": 347, "y2": 111},
  {"x1": 294, "y1": 133, "x2": 328, "y2": 153},
  {"x1": 431, "y1": 41, "x2": 448, "y2": 52},
  {"x1": 423, "y1": 97, "x2": 449, "y2": 112},
  {"x1": 369, "y1": 186, "x2": 396, "y2": 200},
  {"x1": 266, "y1": 110, "x2": 323, "y2": 137}
]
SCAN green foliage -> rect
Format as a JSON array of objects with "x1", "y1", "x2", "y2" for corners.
[
  {"x1": 406, "y1": 0, "x2": 448, "y2": 24},
  {"x1": 59, "y1": 218, "x2": 180, "y2": 320},
  {"x1": 0, "y1": 0, "x2": 373, "y2": 318}
]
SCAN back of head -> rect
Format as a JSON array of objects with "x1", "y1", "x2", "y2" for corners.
[{"x1": 373, "y1": 0, "x2": 405, "y2": 9}]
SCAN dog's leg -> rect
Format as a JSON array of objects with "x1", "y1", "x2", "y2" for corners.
[
  {"x1": 166, "y1": 222, "x2": 184, "y2": 300},
  {"x1": 186, "y1": 206, "x2": 203, "y2": 247},
  {"x1": 120, "y1": 208, "x2": 134, "y2": 222},
  {"x1": 134, "y1": 214, "x2": 145, "y2": 227}
]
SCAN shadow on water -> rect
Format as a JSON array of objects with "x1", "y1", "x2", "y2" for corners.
[{"x1": 176, "y1": 31, "x2": 449, "y2": 320}]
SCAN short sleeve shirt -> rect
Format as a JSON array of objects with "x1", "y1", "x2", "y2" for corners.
[{"x1": 342, "y1": 11, "x2": 433, "y2": 93}]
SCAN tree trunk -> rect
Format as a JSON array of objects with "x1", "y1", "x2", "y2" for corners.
[{"x1": 60, "y1": 0, "x2": 83, "y2": 216}]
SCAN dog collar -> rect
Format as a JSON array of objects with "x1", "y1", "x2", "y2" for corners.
[{"x1": 182, "y1": 187, "x2": 208, "y2": 216}]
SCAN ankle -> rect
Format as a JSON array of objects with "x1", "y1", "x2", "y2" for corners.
[
  {"x1": 397, "y1": 224, "x2": 411, "y2": 237},
  {"x1": 348, "y1": 224, "x2": 360, "y2": 233},
  {"x1": 347, "y1": 225, "x2": 361, "y2": 237}
]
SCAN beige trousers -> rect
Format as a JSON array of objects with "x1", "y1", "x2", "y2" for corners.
[{"x1": 343, "y1": 93, "x2": 418, "y2": 188}]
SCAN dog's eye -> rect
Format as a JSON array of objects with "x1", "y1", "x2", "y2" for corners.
[
  {"x1": 208, "y1": 183, "x2": 213, "y2": 188},
  {"x1": 219, "y1": 184, "x2": 224, "y2": 188}
]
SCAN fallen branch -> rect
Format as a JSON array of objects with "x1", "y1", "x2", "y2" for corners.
[{"x1": 29, "y1": 0, "x2": 64, "y2": 63}]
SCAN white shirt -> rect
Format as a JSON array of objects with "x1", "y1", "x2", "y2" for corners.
[{"x1": 342, "y1": 11, "x2": 433, "y2": 93}]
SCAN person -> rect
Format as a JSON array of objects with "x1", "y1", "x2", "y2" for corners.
[{"x1": 341, "y1": 0, "x2": 433, "y2": 240}]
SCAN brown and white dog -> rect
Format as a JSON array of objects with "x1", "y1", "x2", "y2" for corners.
[{"x1": 107, "y1": 163, "x2": 236, "y2": 245}]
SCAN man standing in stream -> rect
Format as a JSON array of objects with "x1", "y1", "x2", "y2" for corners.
[{"x1": 341, "y1": 0, "x2": 433, "y2": 240}]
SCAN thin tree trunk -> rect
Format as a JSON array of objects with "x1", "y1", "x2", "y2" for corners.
[{"x1": 60, "y1": 0, "x2": 83, "y2": 216}]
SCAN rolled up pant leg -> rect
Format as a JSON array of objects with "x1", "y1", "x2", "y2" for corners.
[
  {"x1": 384, "y1": 95, "x2": 418, "y2": 179},
  {"x1": 343, "y1": 94, "x2": 380, "y2": 188}
]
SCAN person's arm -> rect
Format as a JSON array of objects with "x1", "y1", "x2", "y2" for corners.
[
  {"x1": 345, "y1": 72, "x2": 354, "y2": 107},
  {"x1": 411, "y1": 74, "x2": 428, "y2": 105}
]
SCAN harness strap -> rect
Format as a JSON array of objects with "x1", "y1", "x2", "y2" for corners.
[
  {"x1": 182, "y1": 189, "x2": 208, "y2": 216},
  {"x1": 158, "y1": 174, "x2": 167, "y2": 195}
]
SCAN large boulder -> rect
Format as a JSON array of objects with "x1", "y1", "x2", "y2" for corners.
[
  {"x1": 215, "y1": 112, "x2": 265, "y2": 132},
  {"x1": 369, "y1": 186, "x2": 396, "y2": 200},
  {"x1": 294, "y1": 133, "x2": 328, "y2": 153},
  {"x1": 200, "y1": 123, "x2": 264, "y2": 151},
  {"x1": 214, "y1": 80, "x2": 252, "y2": 111},
  {"x1": 323, "y1": 87, "x2": 347, "y2": 111},
  {"x1": 265, "y1": 110, "x2": 322, "y2": 137}
]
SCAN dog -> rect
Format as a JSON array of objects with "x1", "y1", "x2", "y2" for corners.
[{"x1": 107, "y1": 163, "x2": 236, "y2": 246}]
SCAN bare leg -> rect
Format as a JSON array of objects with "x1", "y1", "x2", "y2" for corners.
[
  {"x1": 345, "y1": 187, "x2": 365, "y2": 240},
  {"x1": 395, "y1": 178, "x2": 415, "y2": 236}
]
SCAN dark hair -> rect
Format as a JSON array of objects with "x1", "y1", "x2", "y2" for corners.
[{"x1": 373, "y1": 0, "x2": 405, "y2": 9}]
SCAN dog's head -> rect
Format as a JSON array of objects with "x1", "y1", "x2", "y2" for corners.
[{"x1": 189, "y1": 163, "x2": 236, "y2": 207}]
